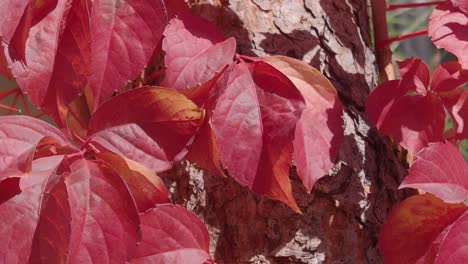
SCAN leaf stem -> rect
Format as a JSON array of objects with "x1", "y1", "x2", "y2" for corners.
[
  {"x1": 378, "y1": 30, "x2": 428, "y2": 48},
  {"x1": 386, "y1": 1, "x2": 445, "y2": 11}
]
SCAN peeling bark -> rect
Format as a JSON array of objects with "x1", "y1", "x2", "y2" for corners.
[{"x1": 162, "y1": 1, "x2": 413, "y2": 263}]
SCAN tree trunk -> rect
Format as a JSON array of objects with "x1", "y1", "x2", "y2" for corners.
[{"x1": 163, "y1": 1, "x2": 413, "y2": 263}]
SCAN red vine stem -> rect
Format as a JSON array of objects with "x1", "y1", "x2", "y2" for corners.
[
  {"x1": 371, "y1": 0, "x2": 395, "y2": 81},
  {"x1": 378, "y1": 30, "x2": 428, "y2": 48},
  {"x1": 387, "y1": 1, "x2": 445, "y2": 11}
]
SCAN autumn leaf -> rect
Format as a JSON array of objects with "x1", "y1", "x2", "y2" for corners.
[
  {"x1": 162, "y1": 14, "x2": 236, "y2": 90},
  {"x1": 212, "y1": 61, "x2": 306, "y2": 212},
  {"x1": 400, "y1": 142, "x2": 468, "y2": 203},
  {"x1": 429, "y1": 1, "x2": 468, "y2": 69},
  {"x1": 132, "y1": 204, "x2": 213, "y2": 264},
  {"x1": 263, "y1": 56, "x2": 344, "y2": 193},
  {"x1": 379, "y1": 194, "x2": 467, "y2": 264},
  {"x1": 88, "y1": 87, "x2": 203, "y2": 173},
  {"x1": 89, "y1": 0, "x2": 168, "y2": 110}
]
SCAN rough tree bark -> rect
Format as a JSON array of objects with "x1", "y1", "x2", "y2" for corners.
[{"x1": 163, "y1": 1, "x2": 413, "y2": 263}]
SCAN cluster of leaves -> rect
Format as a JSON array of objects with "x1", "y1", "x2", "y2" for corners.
[
  {"x1": 367, "y1": 1, "x2": 468, "y2": 262},
  {"x1": 0, "y1": 0, "x2": 345, "y2": 262}
]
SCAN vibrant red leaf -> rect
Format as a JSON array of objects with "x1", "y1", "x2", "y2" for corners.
[
  {"x1": 65, "y1": 159, "x2": 140, "y2": 263},
  {"x1": 0, "y1": 156, "x2": 66, "y2": 264},
  {"x1": 8, "y1": 0, "x2": 91, "y2": 126},
  {"x1": 132, "y1": 204, "x2": 212, "y2": 264},
  {"x1": 442, "y1": 88, "x2": 468, "y2": 140},
  {"x1": 212, "y1": 61, "x2": 305, "y2": 212},
  {"x1": 0, "y1": 115, "x2": 72, "y2": 181},
  {"x1": 162, "y1": 14, "x2": 236, "y2": 90},
  {"x1": 429, "y1": 2, "x2": 468, "y2": 69},
  {"x1": 88, "y1": 87, "x2": 203, "y2": 173},
  {"x1": 89, "y1": 0, "x2": 168, "y2": 109},
  {"x1": 431, "y1": 62, "x2": 468, "y2": 93},
  {"x1": 398, "y1": 58, "x2": 430, "y2": 95},
  {"x1": 379, "y1": 194, "x2": 467, "y2": 264},
  {"x1": 8, "y1": 0, "x2": 59, "y2": 62},
  {"x1": 432, "y1": 210, "x2": 468, "y2": 263},
  {"x1": 366, "y1": 59, "x2": 448, "y2": 154},
  {"x1": 400, "y1": 142, "x2": 468, "y2": 203},
  {"x1": 96, "y1": 152, "x2": 171, "y2": 213},
  {"x1": 263, "y1": 56, "x2": 344, "y2": 193}
]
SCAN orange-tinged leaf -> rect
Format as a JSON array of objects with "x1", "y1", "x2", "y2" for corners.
[
  {"x1": 96, "y1": 152, "x2": 171, "y2": 213},
  {"x1": 379, "y1": 194, "x2": 467, "y2": 264},
  {"x1": 186, "y1": 116, "x2": 224, "y2": 177},
  {"x1": 88, "y1": 87, "x2": 204, "y2": 173},
  {"x1": 263, "y1": 56, "x2": 344, "y2": 192}
]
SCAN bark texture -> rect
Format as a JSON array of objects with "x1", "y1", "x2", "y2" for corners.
[{"x1": 163, "y1": 1, "x2": 413, "y2": 263}]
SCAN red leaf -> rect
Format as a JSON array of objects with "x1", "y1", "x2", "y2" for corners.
[
  {"x1": 379, "y1": 194, "x2": 467, "y2": 264},
  {"x1": 366, "y1": 59, "x2": 448, "y2": 154},
  {"x1": 0, "y1": 156, "x2": 66, "y2": 264},
  {"x1": 451, "y1": 0, "x2": 468, "y2": 15},
  {"x1": 162, "y1": 14, "x2": 236, "y2": 90},
  {"x1": 88, "y1": 87, "x2": 203, "y2": 173},
  {"x1": 132, "y1": 204, "x2": 212, "y2": 264},
  {"x1": 432, "y1": 210, "x2": 468, "y2": 263},
  {"x1": 8, "y1": 0, "x2": 59, "y2": 62},
  {"x1": 0, "y1": 115, "x2": 72, "y2": 181},
  {"x1": 429, "y1": 2, "x2": 468, "y2": 69},
  {"x1": 212, "y1": 61, "x2": 305, "y2": 212},
  {"x1": 0, "y1": 0, "x2": 30, "y2": 44},
  {"x1": 398, "y1": 58, "x2": 430, "y2": 95},
  {"x1": 65, "y1": 159, "x2": 140, "y2": 263},
  {"x1": 443, "y1": 89, "x2": 468, "y2": 139},
  {"x1": 431, "y1": 62, "x2": 468, "y2": 93},
  {"x1": 96, "y1": 152, "x2": 171, "y2": 213},
  {"x1": 263, "y1": 56, "x2": 344, "y2": 193},
  {"x1": 400, "y1": 142, "x2": 468, "y2": 203},
  {"x1": 8, "y1": 0, "x2": 91, "y2": 126},
  {"x1": 89, "y1": 0, "x2": 168, "y2": 109}
]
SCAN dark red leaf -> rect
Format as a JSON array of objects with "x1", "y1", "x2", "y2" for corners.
[
  {"x1": 379, "y1": 194, "x2": 467, "y2": 264},
  {"x1": 162, "y1": 14, "x2": 236, "y2": 90},
  {"x1": 212, "y1": 61, "x2": 305, "y2": 212},
  {"x1": 132, "y1": 204, "x2": 212, "y2": 264},
  {"x1": 0, "y1": 115, "x2": 72, "y2": 181},
  {"x1": 88, "y1": 87, "x2": 203, "y2": 173},
  {"x1": 96, "y1": 152, "x2": 171, "y2": 213},
  {"x1": 429, "y1": 2, "x2": 468, "y2": 69},
  {"x1": 400, "y1": 142, "x2": 468, "y2": 203},
  {"x1": 263, "y1": 56, "x2": 344, "y2": 193},
  {"x1": 89, "y1": 0, "x2": 168, "y2": 109}
]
